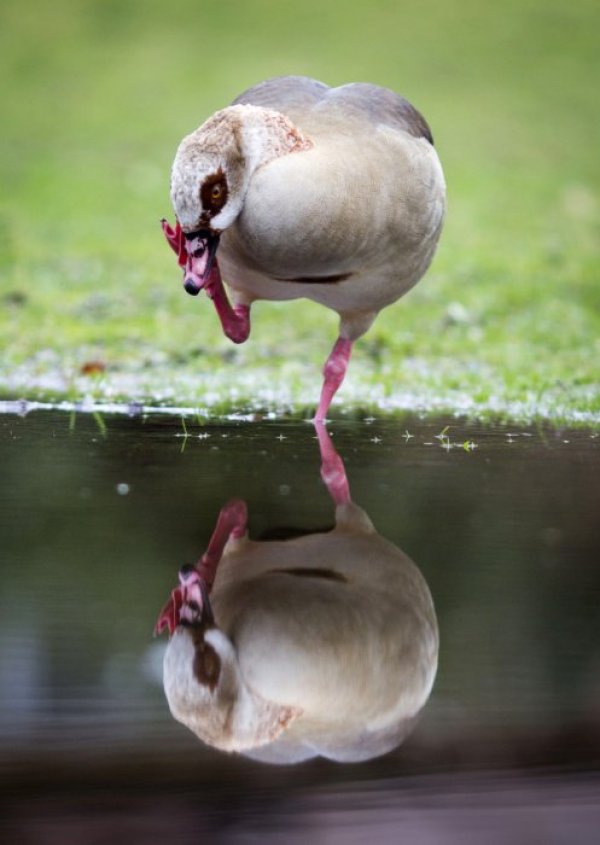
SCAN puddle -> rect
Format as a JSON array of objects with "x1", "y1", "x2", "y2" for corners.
[{"x1": 1, "y1": 409, "x2": 599, "y2": 840}]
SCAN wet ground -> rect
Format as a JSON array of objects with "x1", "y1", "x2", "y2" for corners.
[{"x1": 1, "y1": 404, "x2": 599, "y2": 842}]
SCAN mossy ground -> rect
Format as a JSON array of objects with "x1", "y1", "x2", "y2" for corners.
[{"x1": 1, "y1": 0, "x2": 599, "y2": 424}]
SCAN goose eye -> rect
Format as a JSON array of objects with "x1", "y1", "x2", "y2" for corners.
[{"x1": 200, "y1": 172, "x2": 228, "y2": 215}]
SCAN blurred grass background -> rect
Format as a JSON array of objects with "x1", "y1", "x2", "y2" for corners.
[{"x1": 0, "y1": 0, "x2": 599, "y2": 421}]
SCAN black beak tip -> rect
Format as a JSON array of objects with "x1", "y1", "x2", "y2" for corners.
[{"x1": 184, "y1": 277, "x2": 201, "y2": 296}]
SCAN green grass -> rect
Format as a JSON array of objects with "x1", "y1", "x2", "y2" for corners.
[{"x1": 1, "y1": 0, "x2": 599, "y2": 423}]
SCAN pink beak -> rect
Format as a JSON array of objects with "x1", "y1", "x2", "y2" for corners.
[{"x1": 161, "y1": 218, "x2": 220, "y2": 296}]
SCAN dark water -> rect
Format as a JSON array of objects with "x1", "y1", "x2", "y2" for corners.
[{"x1": 1, "y1": 406, "x2": 599, "y2": 842}]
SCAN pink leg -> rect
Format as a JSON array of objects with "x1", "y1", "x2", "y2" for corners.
[
  {"x1": 314, "y1": 337, "x2": 353, "y2": 422},
  {"x1": 204, "y1": 267, "x2": 251, "y2": 344},
  {"x1": 161, "y1": 218, "x2": 250, "y2": 343},
  {"x1": 314, "y1": 421, "x2": 351, "y2": 506},
  {"x1": 195, "y1": 498, "x2": 248, "y2": 589}
]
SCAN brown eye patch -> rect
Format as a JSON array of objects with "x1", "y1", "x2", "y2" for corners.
[
  {"x1": 193, "y1": 639, "x2": 221, "y2": 692},
  {"x1": 200, "y1": 170, "x2": 228, "y2": 216}
]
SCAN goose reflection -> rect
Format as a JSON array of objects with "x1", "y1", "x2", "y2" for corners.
[{"x1": 155, "y1": 423, "x2": 438, "y2": 764}]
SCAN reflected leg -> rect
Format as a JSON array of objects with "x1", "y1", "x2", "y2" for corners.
[
  {"x1": 154, "y1": 499, "x2": 248, "y2": 636},
  {"x1": 196, "y1": 498, "x2": 249, "y2": 589},
  {"x1": 314, "y1": 421, "x2": 351, "y2": 506}
]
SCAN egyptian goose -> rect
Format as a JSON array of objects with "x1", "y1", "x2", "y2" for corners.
[
  {"x1": 162, "y1": 75, "x2": 446, "y2": 419},
  {"x1": 155, "y1": 424, "x2": 439, "y2": 763}
]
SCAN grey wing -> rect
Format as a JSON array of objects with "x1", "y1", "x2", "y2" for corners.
[
  {"x1": 233, "y1": 77, "x2": 434, "y2": 145},
  {"x1": 324, "y1": 83, "x2": 434, "y2": 144},
  {"x1": 232, "y1": 75, "x2": 330, "y2": 115}
]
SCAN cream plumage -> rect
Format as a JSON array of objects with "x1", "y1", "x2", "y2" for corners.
[
  {"x1": 156, "y1": 424, "x2": 438, "y2": 763},
  {"x1": 162, "y1": 76, "x2": 446, "y2": 418}
]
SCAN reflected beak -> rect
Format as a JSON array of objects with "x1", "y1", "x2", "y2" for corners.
[
  {"x1": 178, "y1": 565, "x2": 214, "y2": 626},
  {"x1": 154, "y1": 566, "x2": 213, "y2": 636},
  {"x1": 182, "y1": 229, "x2": 221, "y2": 296}
]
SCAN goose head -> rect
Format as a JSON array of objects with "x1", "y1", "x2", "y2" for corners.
[
  {"x1": 164, "y1": 625, "x2": 256, "y2": 753},
  {"x1": 157, "y1": 565, "x2": 299, "y2": 752},
  {"x1": 169, "y1": 104, "x2": 312, "y2": 294},
  {"x1": 170, "y1": 108, "x2": 247, "y2": 235}
]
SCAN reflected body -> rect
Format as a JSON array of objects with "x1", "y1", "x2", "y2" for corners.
[
  {"x1": 162, "y1": 75, "x2": 446, "y2": 419},
  {"x1": 157, "y1": 425, "x2": 438, "y2": 763}
]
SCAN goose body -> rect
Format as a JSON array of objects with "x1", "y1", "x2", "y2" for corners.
[
  {"x1": 156, "y1": 426, "x2": 438, "y2": 763},
  {"x1": 163, "y1": 76, "x2": 446, "y2": 418}
]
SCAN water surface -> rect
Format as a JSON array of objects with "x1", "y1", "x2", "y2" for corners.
[{"x1": 1, "y1": 408, "x2": 599, "y2": 841}]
